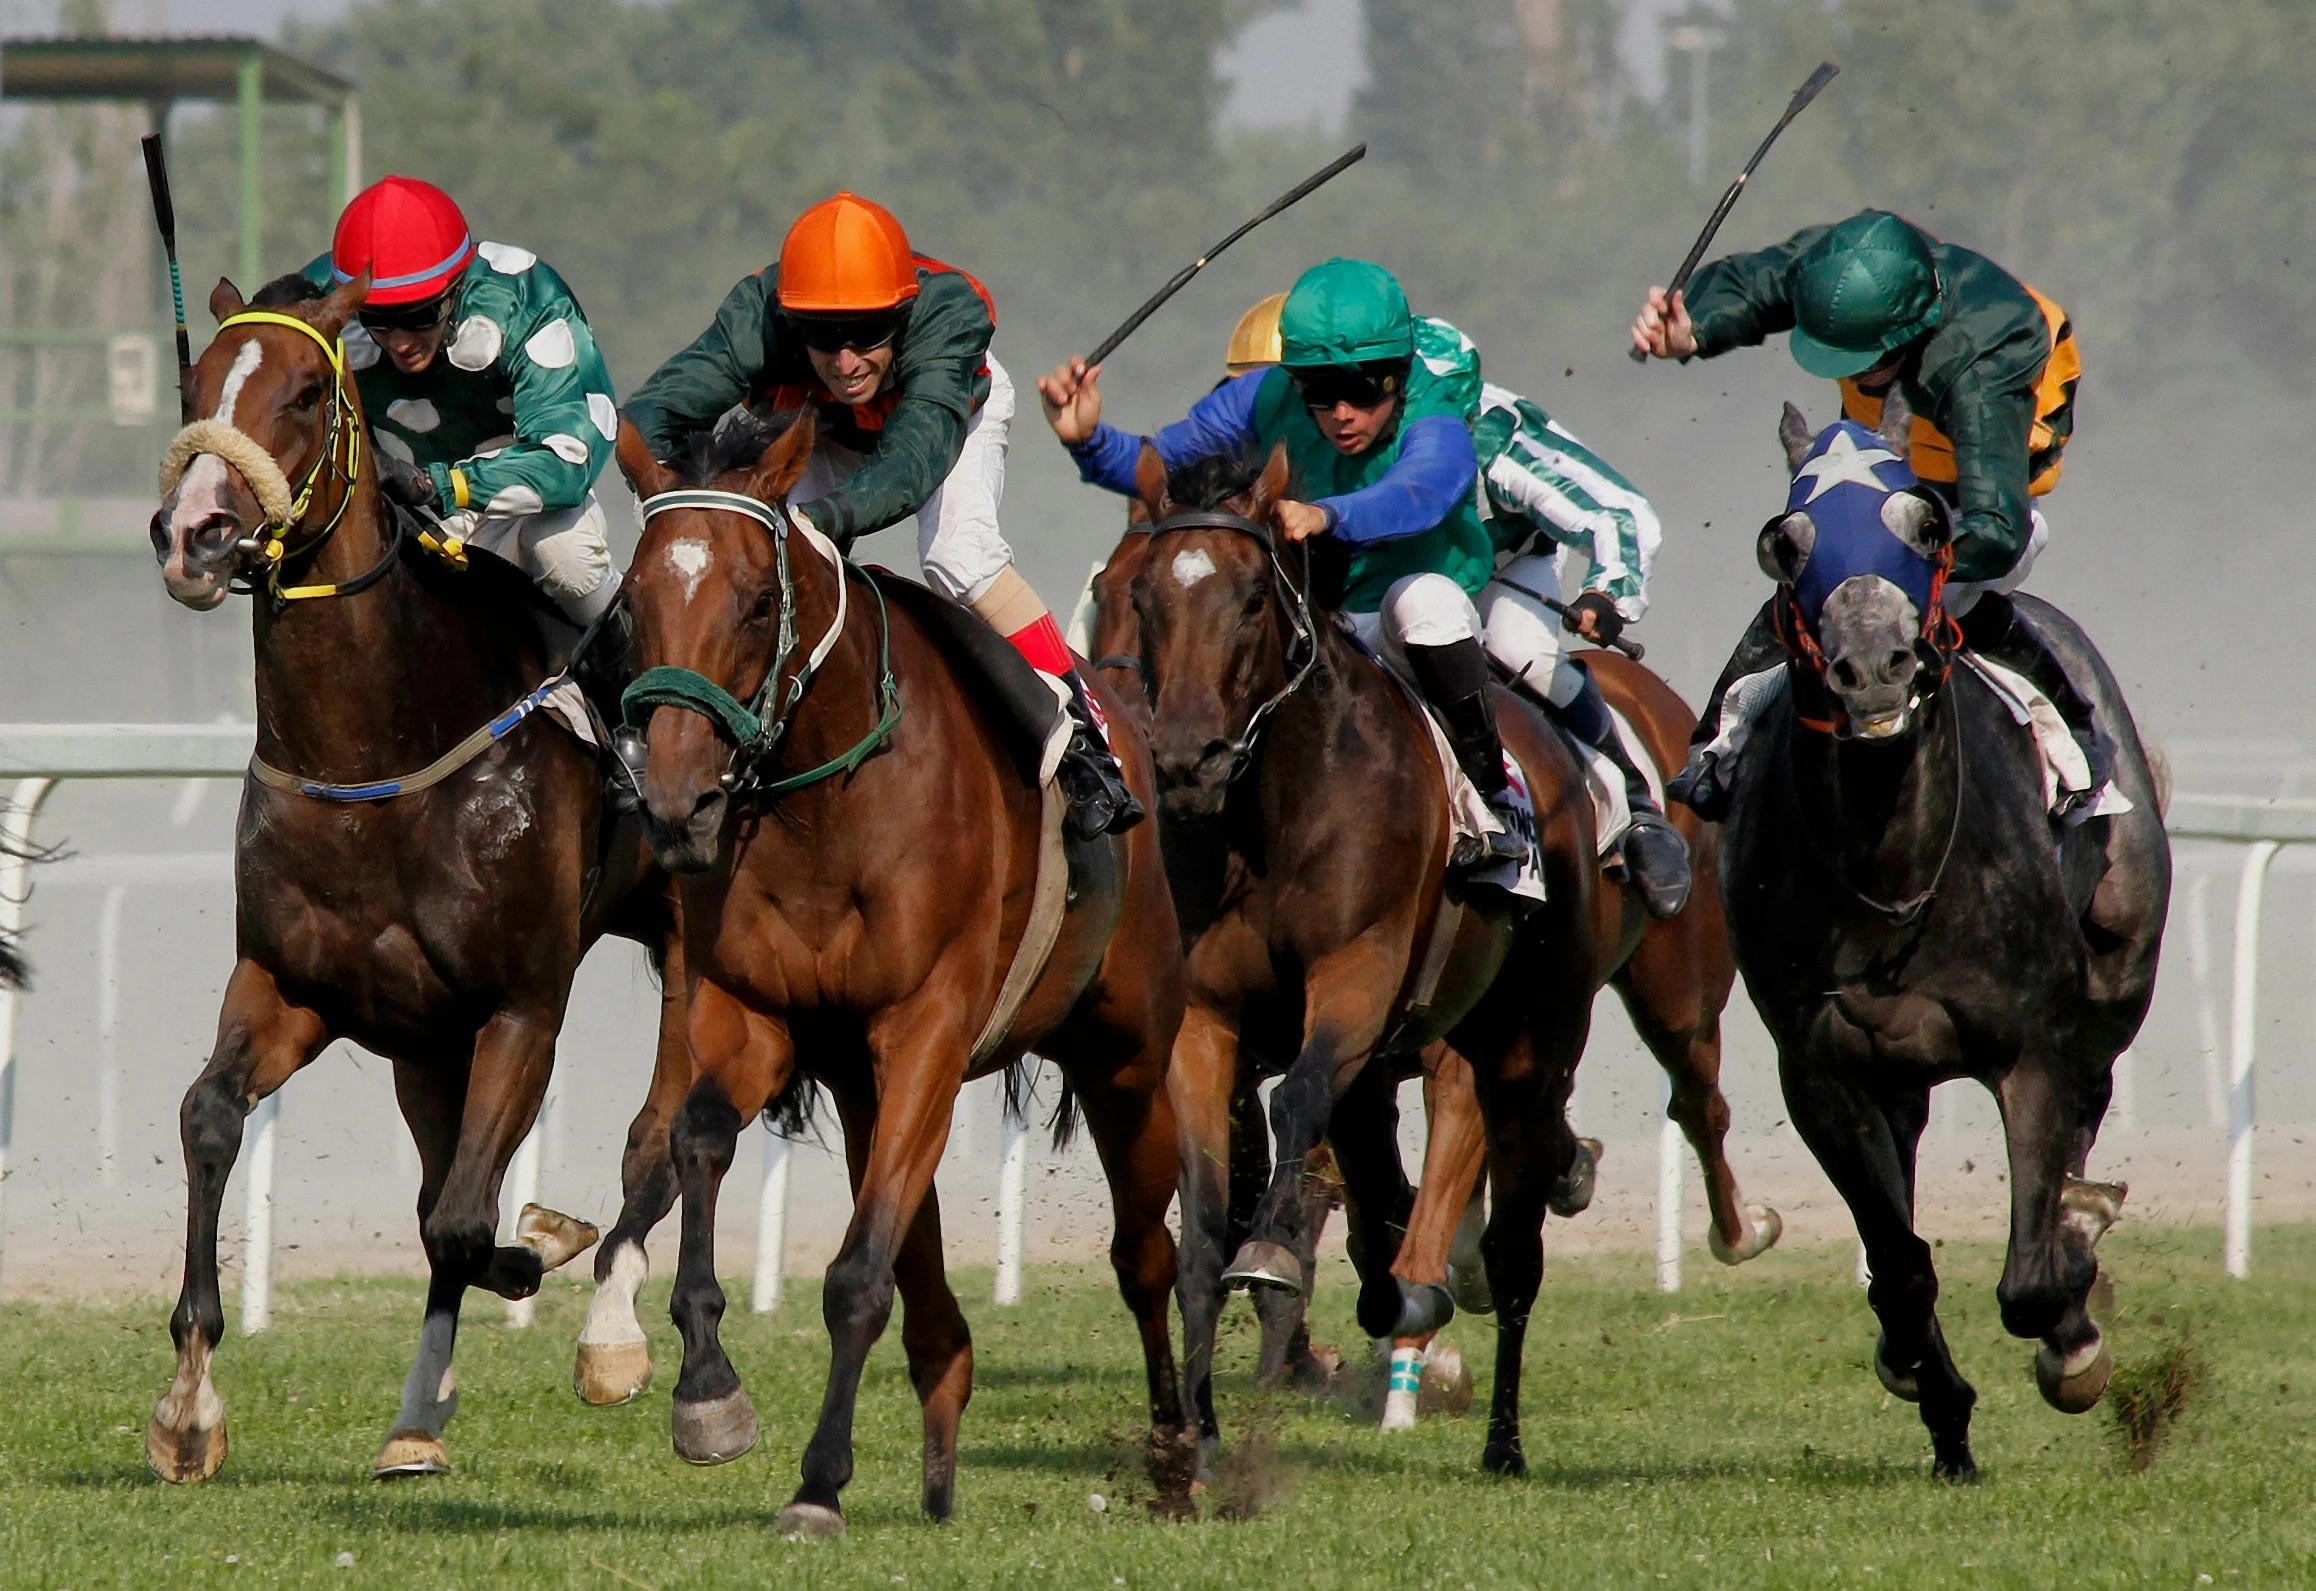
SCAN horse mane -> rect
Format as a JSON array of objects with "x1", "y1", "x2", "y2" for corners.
[
  {"x1": 679, "y1": 404, "x2": 809, "y2": 489},
  {"x1": 1164, "y1": 451, "x2": 1265, "y2": 513},
  {"x1": 251, "y1": 273, "x2": 327, "y2": 308}
]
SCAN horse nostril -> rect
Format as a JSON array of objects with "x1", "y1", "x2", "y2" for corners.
[
  {"x1": 1884, "y1": 649, "x2": 1917, "y2": 684},
  {"x1": 1831, "y1": 659, "x2": 1863, "y2": 692}
]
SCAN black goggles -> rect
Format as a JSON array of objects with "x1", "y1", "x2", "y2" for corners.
[
  {"x1": 357, "y1": 292, "x2": 456, "y2": 334},
  {"x1": 1287, "y1": 361, "x2": 1407, "y2": 411},
  {"x1": 788, "y1": 309, "x2": 907, "y2": 355}
]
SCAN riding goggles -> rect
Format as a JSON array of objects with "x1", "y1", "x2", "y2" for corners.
[
  {"x1": 358, "y1": 288, "x2": 458, "y2": 335},
  {"x1": 787, "y1": 307, "x2": 908, "y2": 355},
  {"x1": 1286, "y1": 359, "x2": 1408, "y2": 411}
]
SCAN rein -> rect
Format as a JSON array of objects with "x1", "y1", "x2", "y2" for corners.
[
  {"x1": 621, "y1": 488, "x2": 903, "y2": 799},
  {"x1": 1142, "y1": 507, "x2": 1321, "y2": 786}
]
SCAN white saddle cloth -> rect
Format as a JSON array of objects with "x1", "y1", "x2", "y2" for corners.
[{"x1": 1574, "y1": 706, "x2": 1664, "y2": 858}]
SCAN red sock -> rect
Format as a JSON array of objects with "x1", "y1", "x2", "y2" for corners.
[{"x1": 1003, "y1": 613, "x2": 1074, "y2": 678}]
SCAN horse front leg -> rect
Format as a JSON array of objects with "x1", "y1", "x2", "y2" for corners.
[
  {"x1": 148, "y1": 962, "x2": 329, "y2": 1483},
  {"x1": 1165, "y1": 1005, "x2": 1238, "y2": 1461},
  {"x1": 1997, "y1": 1053, "x2": 2124, "y2": 1414},
  {"x1": 577, "y1": 930, "x2": 692, "y2": 1406},
  {"x1": 1367, "y1": 1043, "x2": 1488, "y2": 1431}
]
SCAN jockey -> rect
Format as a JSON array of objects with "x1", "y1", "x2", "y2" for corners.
[
  {"x1": 304, "y1": 176, "x2": 622, "y2": 630},
  {"x1": 1631, "y1": 208, "x2": 2110, "y2": 819},
  {"x1": 624, "y1": 192, "x2": 1141, "y2": 840},
  {"x1": 1202, "y1": 291, "x2": 1692, "y2": 914},
  {"x1": 1040, "y1": 257, "x2": 1529, "y2": 878}
]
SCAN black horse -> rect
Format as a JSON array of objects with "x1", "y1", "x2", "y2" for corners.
[{"x1": 1720, "y1": 394, "x2": 2168, "y2": 1479}]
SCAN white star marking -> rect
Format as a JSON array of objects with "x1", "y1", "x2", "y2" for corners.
[{"x1": 1793, "y1": 429, "x2": 1902, "y2": 503}]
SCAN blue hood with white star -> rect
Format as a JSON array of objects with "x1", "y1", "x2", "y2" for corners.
[{"x1": 1783, "y1": 420, "x2": 1938, "y2": 627}]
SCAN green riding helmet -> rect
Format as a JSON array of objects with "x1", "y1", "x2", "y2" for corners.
[
  {"x1": 1787, "y1": 211, "x2": 1946, "y2": 379},
  {"x1": 1279, "y1": 257, "x2": 1414, "y2": 369}
]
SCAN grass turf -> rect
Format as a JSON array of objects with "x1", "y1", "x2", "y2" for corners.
[{"x1": 3, "y1": 1225, "x2": 2312, "y2": 1589}]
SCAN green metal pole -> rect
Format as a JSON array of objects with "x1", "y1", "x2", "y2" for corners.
[
  {"x1": 237, "y1": 51, "x2": 263, "y2": 290},
  {"x1": 333, "y1": 95, "x2": 362, "y2": 209}
]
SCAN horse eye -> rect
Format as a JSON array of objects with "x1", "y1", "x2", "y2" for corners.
[
  {"x1": 749, "y1": 587, "x2": 777, "y2": 621},
  {"x1": 290, "y1": 382, "x2": 322, "y2": 411}
]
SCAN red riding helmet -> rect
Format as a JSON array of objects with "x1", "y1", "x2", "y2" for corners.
[
  {"x1": 776, "y1": 192, "x2": 922, "y2": 314},
  {"x1": 331, "y1": 176, "x2": 475, "y2": 306}
]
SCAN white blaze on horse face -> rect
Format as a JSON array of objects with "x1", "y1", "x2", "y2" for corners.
[
  {"x1": 664, "y1": 538, "x2": 713, "y2": 603},
  {"x1": 213, "y1": 338, "x2": 264, "y2": 425},
  {"x1": 1170, "y1": 547, "x2": 1218, "y2": 588}
]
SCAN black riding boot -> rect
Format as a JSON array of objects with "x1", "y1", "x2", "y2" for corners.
[
  {"x1": 1957, "y1": 592, "x2": 2117, "y2": 818},
  {"x1": 1666, "y1": 598, "x2": 1785, "y2": 822},
  {"x1": 1056, "y1": 670, "x2": 1145, "y2": 841},
  {"x1": 1406, "y1": 639, "x2": 1529, "y2": 871},
  {"x1": 1545, "y1": 661, "x2": 1692, "y2": 919},
  {"x1": 572, "y1": 602, "x2": 648, "y2": 814}
]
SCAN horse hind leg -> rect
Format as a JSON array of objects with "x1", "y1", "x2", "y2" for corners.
[
  {"x1": 1168, "y1": 1007, "x2": 1239, "y2": 1463},
  {"x1": 149, "y1": 965, "x2": 328, "y2": 1484},
  {"x1": 892, "y1": 1188, "x2": 974, "y2": 1522}
]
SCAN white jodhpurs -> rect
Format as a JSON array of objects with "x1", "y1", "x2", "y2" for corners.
[
  {"x1": 455, "y1": 490, "x2": 621, "y2": 625},
  {"x1": 1344, "y1": 571, "x2": 1484, "y2": 678},
  {"x1": 790, "y1": 352, "x2": 1021, "y2": 606},
  {"x1": 1943, "y1": 506, "x2": 2049, "y2": 619},
  {"x1": 1478, "y1": 553, "x2": 1588, "y2": 709}
]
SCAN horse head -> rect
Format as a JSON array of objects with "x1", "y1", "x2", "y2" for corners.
[
  {"x1": 615, "y1": 407, "x2": 819, "y2": 873},
  {"x1": 1126, "y1": 441, "x2": 1301, "y2": 821},
  {"x1": 1762, "y1": 391, "x2": 1952, "y2": 740},
  {"x1": 152, "y1": 272, "x2": 370, "y2": 610}
]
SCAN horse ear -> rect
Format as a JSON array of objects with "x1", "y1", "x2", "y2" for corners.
[
  {"x1": 747, "y1": 407, "x2": 818, "y2": 503},
  {"x1": 1252, "y1": 440, "x2": 1292, "y2": 515},
  {"x1": 615, "y1": 415, "x2": 678, "y2": 501},
  {"x1": 1125, "y1": 493, "x2": 1152, "y2": 528},
  {"x1": 1133, "y1": 442, "x2": 1169, "y2": 520},
  {"x1": 209, "y1": 278, "x2": 246, "y2": 323},
  {"x1": 1880, "y1": 490, "x2": 1950, "y2": 560},
  {"x1": 1778, "y1": 402, "x2": 1814, "y2": 473},
  {"x1": 1758, "y1": 510, "x2": 1816, "y2": 584},
  {"x1": 1876, "y1": 385, "x2": 1915, "y2": 457},
  {"x1": 309, "y1": 270, "x2": 369, "y2": 340}
]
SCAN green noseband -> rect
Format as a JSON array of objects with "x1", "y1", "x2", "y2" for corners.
[{"x1": 623, "y1": 665, "x2": 762, "y2": 746}]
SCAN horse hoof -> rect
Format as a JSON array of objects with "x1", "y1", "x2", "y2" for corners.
[
  {"x1": 145, "y1": 1412, "x2": 227, "y2": 1484},
  {"x1": 1222, "y1": 1240, "x2": 1304, "y2": 1296},
  {"x1": 1418, "y1": 1343, "x2": 1474, "y2": 1418},
  {"x1": 1481, "y1": 1439, "x2": 1526, "y2": 1478},
  {"x1": 1709, "y1": 1203, "x2": 1784, "y2": 1265},
  {"x1": 1393, "y1": 1281, "x2": 1456, "y2": 1338},
  {"x1": 516, "y1": 1203, "x2": 600, "y2": 1273},
  {"x1": 672, "y1": 1388, "x2": 759, "y2": 1465},
  {"x1": 1873, "y1": 1334, "x2": 1921, "y2": 1402},
  {"x1": 1381, "y1": 1387, "x2": 1418, "y2": 1432},
  {"x1": 1547, "y1": 1137, "x2": 1603, "y2": 1219},
  {"x1": 371, "y1": 1430, "x2": 452, "y2": 1479},
  {"x1": 2036, "y1": 1330, "x2": 2113, "y2": 1414},
  {"x1": 1446, "y1": 1261, "x2": 1495, "y2": 1317},
  {"x1": 1288, "y1": 1341, "x2": 1341, "y2": 1395},
  {"x1": 574, "y1": 1338, "x2": 653, "y2": 1406},
  {"x1": 2060, "y1": 1177, "x2": 2127, "y2": 1248},
  {"x1": 1933, "y1": 1452, "x2": 1980, "y2": 1484},
  {"x1": 774, "y1": 1501, "x2": 846, "y2": 1540}
]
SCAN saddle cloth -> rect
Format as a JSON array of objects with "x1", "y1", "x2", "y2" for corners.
[{"x1": 1573, "y1": 705, "x2": 1664, "y2": 859}]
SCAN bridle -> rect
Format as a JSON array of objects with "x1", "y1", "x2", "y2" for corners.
[
  {"x1": 1136, "y1": 506, "x2": 1321, "y2": 788},
  {"x1": 156, "y1": 311, "x2": 408, "y2": 606},
  {"x1": 620, "y1": 488, "x2": 902, "y2": 800}
]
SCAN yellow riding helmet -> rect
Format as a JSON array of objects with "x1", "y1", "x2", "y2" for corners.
[{"x1": 1224, "y1": 292, "x2": 1287, "y2": 376}]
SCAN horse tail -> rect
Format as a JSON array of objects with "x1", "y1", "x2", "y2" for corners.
[
  {"x1": 1046, "y1": 1073, "x2": 1082, "y2": 1154},
  {"x1": 0, "y1": 930, "x2": 25, "y2": 993},
  {"x1": 1000, "y1": 1057, "x2": 1082, "y2": 1153},
  {"x1": 762, "y1": 1069, "x2": 821, "y2": 1140}
]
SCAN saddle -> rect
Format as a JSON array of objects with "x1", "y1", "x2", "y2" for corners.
[{"x1": 862, "y1": 568, "x2": 1067, "y2": 789}]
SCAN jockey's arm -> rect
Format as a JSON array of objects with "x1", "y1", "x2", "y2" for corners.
[
  {"x1": 1310, "y1": 416, "x2": 1476, "y2": 542},
  {"x1": 1943, "y1": 380, "x2": 2037, "y2": 584},
  {"x1": 1479, "y1": 395, "x2": 1662, "y2": 621},
  {"x1": 1681, "y1": 223, "x2": 1834, "y2": 358},
  {"x1": 1065, "y1": 370, "x2": 1267, "y2": 493},
  {"x1": 623, "y1": 269, "x2": 775, "y2": 464},
  {"x1": 435, "y1": 300, "x2": 616, "y2": 518}
]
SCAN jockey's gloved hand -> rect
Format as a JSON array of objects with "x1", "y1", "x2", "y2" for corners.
[
  {"x1": 377, "y1": 450, "x2": 440, "y2": 513},
  {"x1": 1562, "y1": 591, "x2": 1624, "y2": 647}
]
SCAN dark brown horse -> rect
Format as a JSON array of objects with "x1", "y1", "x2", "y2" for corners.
[
  {"x1": 144, "y1": 273, "x2": 663, "y2": 1481},
  {"x1": 611, "y1": 408, "x2": 1190, "y2": 1535}
]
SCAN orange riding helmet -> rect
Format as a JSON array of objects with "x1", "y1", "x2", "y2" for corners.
[{"x1": 776, "y1": 192, "x2": 921, "y2": 314}]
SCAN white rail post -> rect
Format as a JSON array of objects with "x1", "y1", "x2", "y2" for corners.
[
  {"x1": 2225, "y1": 840, "x2": 2278, "y2": 1280},
  {"x1": 1655, "y1": 1115, "x2": 1683, "y2": 1293},
  {"x1": 504, "y1": 1086, "x2": 550, "y2": 1328},
  {"x1": 97, "y1": 885, "x2": 125, "y2": 1186},
  {"x1": 0, "y1": 776, "x2": 56, "y2": 1295},
  {"x1": 2186, "y1": 871, "x2": 2227, "y2": 1127},
  {"x1": 751, "y1": 1126, "x2": 793, "y2": 1314},
  {"x1": 240, "y1": 1091, "x2": 281, "y2": 1334},
  {"x1": 994, "y1": 1065, "x2": 1033, "y2": 1306}
]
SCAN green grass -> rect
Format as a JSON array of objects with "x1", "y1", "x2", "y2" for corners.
[{"x1": 5, "y1": 1226, "x2": 2314, "y2": 1590}]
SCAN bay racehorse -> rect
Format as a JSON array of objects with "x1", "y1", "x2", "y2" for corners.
[
  {"x1": 1724, "y1": 394, "x2": 2168, "y2": 1478},
  {"x1": 612, "y1": 407, "x2": 1191, "y2": 1535},
  {"x1": 144, "y1": 271, "x2": 663, "y2": 1482},
  {"x1": 1090, "y1": 467, "x2": 1778, "y2": 1439}
]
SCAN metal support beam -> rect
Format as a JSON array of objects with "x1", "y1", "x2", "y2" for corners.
[
  {"x1": 237, "y1": 51, "x2": 263, "y2": 290},
  {"x1": 2225, "y1": 840, "x2": 2277, "y2": 1280}
]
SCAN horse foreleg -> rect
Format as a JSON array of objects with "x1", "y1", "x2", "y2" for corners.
[
  {"x1": 891, "y1": 1186, "x2": 975, "y2": 1522},
  {"x1": 148, "y1": 962, "x2": 329, "y2": 1483},
  {"x1": 372, "y1": 1055, "x2": 469, "y2": 1479},
  {"x1": 1364, "y1": 1044, "x2": 1488, "y2": 1431},
  {"x1": 577, "y1": 932, "x2": 692, "y2": 1407},
  {"x1": 1997, "y1": 1054, "x2": 2122, "y2": 1415},
  {"x1": 1464, "y1": 1027, "x2": 1572, "y2": 1479},
  {"x1": 1165, "y1": 1005, "x2": 1238, "y2": 1459}
]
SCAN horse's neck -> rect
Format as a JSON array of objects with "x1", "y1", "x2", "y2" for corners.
[{"x1": 760, "y1": 538, "x2": 875, "y2": 774}]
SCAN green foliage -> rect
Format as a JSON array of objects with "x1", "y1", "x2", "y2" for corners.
[{"x1": 2109, "y1": 1326, "x2": 2202, "y2": 1474}]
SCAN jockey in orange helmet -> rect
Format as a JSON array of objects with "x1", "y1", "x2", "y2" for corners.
[{"x1": 626, "y1": 192, "x2": 1140, "y2": 838}]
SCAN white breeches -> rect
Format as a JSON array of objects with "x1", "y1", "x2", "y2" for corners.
[
  {"x1": 457, "y1": 490, "x2": 620, "y2": 625},
  {"x1": 1943, "y1": 506, "x2": 2049, "y2": 618},
  {"x1": 1477, "y1": 553, "x2": 1588, "y2": 709},
  {"x1": 1345, "y1": 571, "x2": 1483, "y2": 677},
  {"x1": 791, "y1": 352, "x2": 1020, "y2": 605}
]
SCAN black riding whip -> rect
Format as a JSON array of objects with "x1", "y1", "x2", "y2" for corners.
[
  {"x1": 140, "y1": 132, "x2": 193, "y2": 421},
  {"x1": 1084, "y1": 143, "x2": 1367, "y2": 368},
  {"x1": 1628, "y1": 60, "x2": 1839, "y2": 363}
]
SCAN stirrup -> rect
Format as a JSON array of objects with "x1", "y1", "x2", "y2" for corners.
[
  {"x1": 1452, "y1": 793, "x2": 1532, "y2": 872},
  {"x1": 1666, "y1": 750, "x2": 1732, "y2": 822},
  {"x1": 610, "y1": 726, "x2": 648, "y2": 814},
  {"x1": 1058, "y1": 727, "x2": 1143, "y2": 840}
]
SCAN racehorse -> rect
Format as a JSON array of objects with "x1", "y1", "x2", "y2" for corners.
[
  {"x1": 611, "y1": 407, "x2": 1191, "y2": 1535},
  {"x1": 144, "y1": 271, "x2": 661, "y2": 1482},
  {"x1": 1090, "y1": 470, "x2": 1778, "y2": 1440},
  {"x1": 1724, "y1": 394, "x2": 2168, "y2": 1478}
]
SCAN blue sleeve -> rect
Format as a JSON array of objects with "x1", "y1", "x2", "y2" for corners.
[
  {"x1": 1316, "y1": 415, "x2": 1477, "y2": 544},
  {"x1": 1068, "y1": 371, "x2": 1267, "y2": 494}
]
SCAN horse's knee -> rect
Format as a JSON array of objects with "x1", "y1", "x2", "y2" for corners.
[
  {"x1": 822, "y1": 1248, "x2": 897, "y2": 1340},
  {"x1": 1865, "y1": 1240, "x2": 1939, "y2": 1320},
  {"x1": 420, "y1": 1208, "x2": 497, "y2": 1281},
  {"x1": 180, "y1": 1072, "x2": 245, "y2": 1167},
  {"x1": 671, "y1": 1087, "x2": 742, "y2": 1175},
  {"x1": 1997, "y1": 1270, "x2": 2073, "y2": 1342}
]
